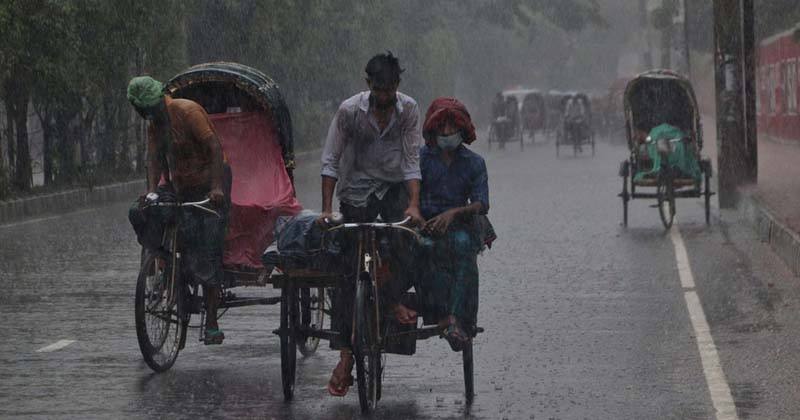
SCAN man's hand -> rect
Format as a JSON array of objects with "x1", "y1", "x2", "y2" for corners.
[
  {"x1": 424, "y1": 208, "x2": 459, "y2": 235},
  {"x1": 404, "y1": 206, "x2": 425, "y2": 227},
  {"x1": 207, "y1": 188, "x2": 224, "y2": 208},
  {"x1": 317, "y1": 211, "x2": 333, "y2": 227}
]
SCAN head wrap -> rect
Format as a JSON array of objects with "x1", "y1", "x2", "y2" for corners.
[
  {"x1": 422, "y1": 97, "x2": 476, "y2": 146},
  {"x1": 127, "y1": 76, "x2": 165, "y2": 108}
]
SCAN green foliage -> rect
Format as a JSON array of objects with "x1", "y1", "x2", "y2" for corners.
[{"x1": 0, "y1": 0, "x2": 605, "y2": 197}]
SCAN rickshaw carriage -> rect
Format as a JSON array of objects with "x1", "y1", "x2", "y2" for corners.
[
  {"x1": 556, "y1": 92, "x2": 595, "y2": 157},
  {"x1": 617, "y1": 69, "x2": 714, "y2": 229},
  {"x1": 545, "y1": 90, "x2": 569, "y2": 139},
  {"x1": 504, "y1": 88, "x2": 547, "y2": 143},
  {"x1": 134, "y1": 62, "x2": 328, "y2": 374},
  {"x1": 488, "y1": 89, "x2": 523, "y2": 150}
]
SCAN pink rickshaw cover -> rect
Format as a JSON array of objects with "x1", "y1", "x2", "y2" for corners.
[{"x1": 210, "y1": 111, "x2": 303, "y2": 269}]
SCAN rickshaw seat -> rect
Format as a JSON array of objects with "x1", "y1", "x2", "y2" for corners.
[{"x1": 211, "y1": 111, "x2": 302, "y2": 270}]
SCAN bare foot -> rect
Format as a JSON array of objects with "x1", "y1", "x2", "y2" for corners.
[
  {"x1": 328, "y1": 351, "x2": 354, "y2": 397},
  {"x1": 388, "y1": 303, "x2": 418, "y2": 324}
]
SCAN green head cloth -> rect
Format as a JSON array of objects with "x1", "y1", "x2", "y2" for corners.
[{"x1": 127, "y1": 76, "x2": 165, "y2": 108}]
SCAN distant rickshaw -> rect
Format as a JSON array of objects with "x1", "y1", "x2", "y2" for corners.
[
  {"x1": 488, "y1": 91, "x2": 522, "y2": 150},
  {"x1": 545, "y1": 90, "x2": 568, "y2": 139},
  {"x1": 618, "y1": 70, "x2": 714, "y2": 229},
  {"x1": 519, "y1": 89, "x2": 547, "y2": 142},
  {"x1": 556, "y1": 92, "x2": 595, "y2": 157}
]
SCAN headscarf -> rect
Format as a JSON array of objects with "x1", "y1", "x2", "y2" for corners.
[
  {"x1": 422, "y1": 97, "x2": 477, "y2": 146},
  {"x1": 127, "y1": 76, "x2": 165, "y2": 108}
]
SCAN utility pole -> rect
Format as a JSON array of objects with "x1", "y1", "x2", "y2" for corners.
[{"x1": 712, "y1": 0, "x2": 757, "y2": 208}]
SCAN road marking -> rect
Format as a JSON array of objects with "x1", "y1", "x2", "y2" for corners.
[
  {"x1": 669, "y1": 225, "x2": 739, "y2": 420},
  {"x1": 36, "y1": 340, "x2": 76, "y2": 353},
  {"x1": 0, "y1": 208, "x2": 95, "y2": 229}
]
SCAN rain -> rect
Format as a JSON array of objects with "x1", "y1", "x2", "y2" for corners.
[{"x1": 3, "y1": 1, "x2": 800, "y2": 419}]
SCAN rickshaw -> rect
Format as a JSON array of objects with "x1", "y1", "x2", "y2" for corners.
[
  {"x1": 519, "y1": 89, "x2": 547, "y2": 143},
  {"x1": 617, "y1": 70, "x2": 714, "y2": 229},
  {"x1": 556, "y1": 92, "x2": 595, "y2": 157},
  {"x1": 488, "y1": 90, "x2": 523, "y2": 150},
  {"x1": 134, "y1": 62, "x2": 327, "y2": 376},
  {"x1": 545, "y1": 90, "x2": 568, "y2": 139}
]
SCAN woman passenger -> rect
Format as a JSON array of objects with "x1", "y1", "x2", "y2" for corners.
[{"x1": 419, "y1": 97, "x2": 491, "y2": 351}]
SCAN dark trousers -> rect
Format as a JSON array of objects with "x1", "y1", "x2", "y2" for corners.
[
  {"x1": 330, "y1": 183, "x2": 417, "y2": 349},
  {"x1": 128, "y1": 166, "x2": 232, "y2": 287}
]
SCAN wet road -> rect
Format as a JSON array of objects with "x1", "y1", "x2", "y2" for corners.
[{"x1": 3, "y1": 135, "x2": 800, "y2": 419}]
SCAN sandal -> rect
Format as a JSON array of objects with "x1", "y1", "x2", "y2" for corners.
[{"x1": 203, "y1": 329, "x2": 225, "y2": 345}]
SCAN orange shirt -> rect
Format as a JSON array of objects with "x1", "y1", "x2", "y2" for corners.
[{"x1": 148, "y1": 96, "x2": 223, "y2": 190}]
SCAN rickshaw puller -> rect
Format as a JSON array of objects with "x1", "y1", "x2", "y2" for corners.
[
  {"x1": 319, "y1": 52, "x2": 424, "y2": 396},
  {"x1": 127, "y1": 76, "x2": 230, "y2": 345},
  {"x1": 419, "y1": 97, "x2": 490, "y2": 351}
]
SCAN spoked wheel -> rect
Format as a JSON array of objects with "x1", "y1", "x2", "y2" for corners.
[
  {"x1": 297, "y1": 287, "x2": 325, "y2": 356},
  {"x1": 573, "y1": 133, "x2": 579, "y2": 157},
  {"x1": 619, "y1": 161, "x2": 630, "y2": 227},
  {"x1": 703, "y1": 160, "x2": 712, "y2": 225},
  {"x1": 354, "y1": 277, "x2": 381, "y2": 413},
  {"x1": 591, "y1": 133, "x2": 596, "y2": 157},
  {"x1": 657, "y1": 171, "x2": 676, "y2": 230},
  {"x1": 280, "y1": 285, "x2": 298, "y2": 401},
  {"x1": 463, "y1": 339, "x2": 475, "y2": 405},
  {"x1": 555, "y1": 134, "x2": 560, "y2": 157},
  {"x1": 135, "y1": 249, "x2": 187, "y2": 373}
]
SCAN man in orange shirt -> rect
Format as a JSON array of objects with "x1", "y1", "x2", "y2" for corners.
[{"x1": 127, "y1": 76, "x2": 230, "y2": 345}]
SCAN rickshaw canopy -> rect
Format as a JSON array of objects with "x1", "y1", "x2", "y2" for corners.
[
  {"x1": 623, "y1": 69, "x2": 702, "y2": 151},
  {"x1": 166, "y1": 62, "x2": 296, "y2": 170}
]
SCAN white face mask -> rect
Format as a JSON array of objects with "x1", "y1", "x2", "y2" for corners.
[{"x1": 437, "y1": 133, "x2": 463, "y2": 151}]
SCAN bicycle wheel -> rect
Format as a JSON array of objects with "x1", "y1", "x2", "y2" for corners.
[
  {"x1": 704, "y1": 162, "x2": 712, "y2": 225},
  {"x1": 463, "y1": 339, "x2": 475, "y2": 405},
  {"x1": 657, "y1": 172, "x2": 676, "y2": 229},
  {"x1": 354, "y1": 277, "x2": 381, "y2": 413},
  {"x1": 135, "y1": 249, "x2": 186, "y2": 372},
  {"x1": 298, "y1": 287, "x2": 325, "y2": 356},
  {"x1": 280, "y1": 285, "x2": 298, "y2": 401}
]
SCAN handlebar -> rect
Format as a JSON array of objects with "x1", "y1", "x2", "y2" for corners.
[
  {"x1": 144, "y1": 198, "x2": 220, "y2": 217},
  {"x1": 325, "y1": 216, "x2": 421, "y2": 241}
]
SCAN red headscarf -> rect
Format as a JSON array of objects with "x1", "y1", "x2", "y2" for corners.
[{"x1": 422, "y1": 97, "x2": 477, "y2": 146}]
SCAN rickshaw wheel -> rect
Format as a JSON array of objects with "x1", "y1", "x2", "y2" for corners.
[
  {"x1": 657, "y1": 172, "x2": 676, "y2": 230},
  {"x1": 135, "y1": 249, "x2": 186, "y2": 373},
  {"x1": 280, "y1": 286, "x2": 298, "y2": 401},
  {"x1": 354, "y1": 277, "x2": 380, "y2": 413},
  {"x1": 297, "y1": 287, "x2": 325, "y2": 356},
  {"x1": 703, "y1": 160, "x2": 712, "y2": 225},
  {"x1": 463, "y1": 339, "x2": 475, "y2": 405}
]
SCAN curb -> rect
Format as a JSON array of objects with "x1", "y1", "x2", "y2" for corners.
[
  {"x1": 0, "y1": 179, "x2": 145, "y2": 226},
  {"x1": 740, "y1": 192, "x2": 800, "y2": 276}
]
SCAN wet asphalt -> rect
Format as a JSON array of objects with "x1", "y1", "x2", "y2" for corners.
[{"x1": 2, "y1": 134, "x2": 800, "y2": 419}]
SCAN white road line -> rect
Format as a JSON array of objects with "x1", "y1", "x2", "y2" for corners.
[
  {"x1": 36, "y1": 339, "x2": 76, "y2": 353},
  {"x1": 0, "y1": 208, "x2": 95, "y2": 229},
  {"x1": 669, "y1": 225, "x2": 739, "y2": 420}
]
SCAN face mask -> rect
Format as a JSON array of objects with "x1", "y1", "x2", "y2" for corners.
[{"x1": 437, "y1": 133, "x2": 463, "y2": 151}]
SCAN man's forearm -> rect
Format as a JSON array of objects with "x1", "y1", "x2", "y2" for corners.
[
  {"x1": 321, "y1": 175, "x2": 337, "y2": 213},
  {"x1": 147, "y1": 156, "x2": 160, "y2": 193},
  {"x1": 405, "y1": 179, "x2": 420, "y2": 208},
  {"x1": 208, "y1": 135, "x2": 224, "y2": 191}
]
